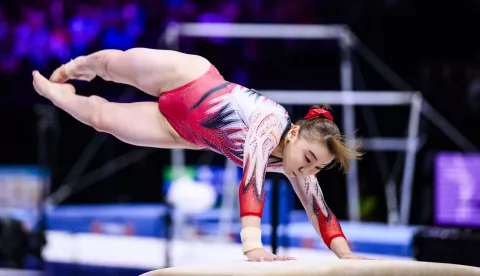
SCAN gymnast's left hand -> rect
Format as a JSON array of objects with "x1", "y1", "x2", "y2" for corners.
[
  {"x1": 339, "y1": 253, "x2": 377, "y2": 260},
  {"x1": 245, "y1": 248, "x2": 295, "y2": 262}
]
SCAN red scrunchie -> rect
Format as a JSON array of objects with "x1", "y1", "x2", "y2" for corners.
[{"x1": 304, "y1": 108, "x2": 334, "y2": 122}]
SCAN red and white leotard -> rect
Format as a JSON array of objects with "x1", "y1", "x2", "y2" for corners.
[{"x1": 158, "y1": 65, "x2": 346, "y2": 248}]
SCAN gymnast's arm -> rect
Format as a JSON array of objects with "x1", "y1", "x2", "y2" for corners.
[
  {"x1": 239, "y1": 110, "x2": 284, "y2": 252},
  {"x1": 287, "y1": 174, "x2": 353, "y2": 258}
]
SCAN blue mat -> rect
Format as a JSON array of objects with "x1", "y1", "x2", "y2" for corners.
[{"x1": 47, "y1": 204, "x2": 417, "y2": 257}]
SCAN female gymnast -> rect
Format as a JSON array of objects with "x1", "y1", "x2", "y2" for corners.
[{"x1": 32, "y1": 48, "x2": 372, "y2": 262}]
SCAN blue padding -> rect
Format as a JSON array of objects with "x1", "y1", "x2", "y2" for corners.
[
  {"x1": 0, "y1": 165, "x2": 50, "y2": 178},
  {"x1": 47, "y1": 204, "x2": 167, "y2": 237},
  {"x1": 46, "y1": 203, "x2": 417, "y2": 257},
  {"x1": 191, "y1": 211, "x2": 417, "y2": 257}
]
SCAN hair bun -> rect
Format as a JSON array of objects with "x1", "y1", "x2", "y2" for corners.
[
  {"x1": 304, "y1": 107, "x2": 334, "y2": 122},
  {"x1": 310, "y1": 104, "x2": 332, "y2": 112}
]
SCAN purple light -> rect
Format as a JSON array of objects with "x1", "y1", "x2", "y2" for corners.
[{"x1": 435, "y1": 152, "x2": 480, "y2": 227}]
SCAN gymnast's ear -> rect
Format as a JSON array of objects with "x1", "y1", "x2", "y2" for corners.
[{"x1": 287, "y1": 125, "x2": 299, "y2": 139}]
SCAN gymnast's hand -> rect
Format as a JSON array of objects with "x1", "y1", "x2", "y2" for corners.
[{"x1": 245, "y1": 248, "x2": 295, "y2": 262}]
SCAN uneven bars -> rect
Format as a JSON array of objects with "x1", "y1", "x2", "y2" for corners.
[
  {"x1": 173, "y1": 23, "x2": 347, "y2": 40},
  {"x1": 362, "y1": 137, "x2": 420, "y2": 151},
  {"x1": 261, "y1": 90, "x2": 415, "y2": 105},
  {"x1": 163, "y1": 22, "x2": 415, "y2": 225}
]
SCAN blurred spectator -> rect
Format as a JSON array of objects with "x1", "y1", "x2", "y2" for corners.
[
  {"x1": 13, "y1": 7, "x2": 50, "y2": 68},
  {"x1": 165, "y1": 0, "x2": 197, "y2": 24},
  {"x1": 198, "y1": 1, "x2": 241, "y2": 24},
  {"x1": 100, "y1": 1, "x2": 143, "y2": 50},
  {"x1": 0, "y1": 0, "x2": 476, "y2": 135},
  {"x1": 122, "y1": 2, "x2": 145, "y2": 39},
  {"x1": 197, "y1": 1, "x2": 241, "y2": 45},
  {"x1": 0, "y1": 6, "x2": 18, "y2": 75},
  {"x1": 48, "y1": 27, "x2": 70, "y2": 62},
  {"x1": 68, "y1": 3, "x2": 101, "y2": 57},
  {"x1": 0, "y1": 7, "x2": 7, "y2": 44},
  {"x1": 49, "y1": 0, "x2": 64, "y2": 30}
]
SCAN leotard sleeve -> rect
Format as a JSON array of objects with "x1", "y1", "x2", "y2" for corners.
[
  {"x1": 238, "y1": 110, "x2": 284, "y2": 218},
  {"x1": 287, "y1": 174, "x2": 346, "y2": 248}
]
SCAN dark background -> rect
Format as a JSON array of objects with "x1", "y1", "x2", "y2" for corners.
[{"x1": 0, "y1": 0, "x2": 478, "y2": 226}]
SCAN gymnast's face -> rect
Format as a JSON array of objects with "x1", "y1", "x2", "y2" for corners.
[{"x1": 281, "y1": 125, "x2": 335, "y2": 177}]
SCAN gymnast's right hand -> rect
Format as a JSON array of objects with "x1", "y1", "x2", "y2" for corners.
[{"x1": 245, "y1": 248, "x2": 295, "y2": 262}]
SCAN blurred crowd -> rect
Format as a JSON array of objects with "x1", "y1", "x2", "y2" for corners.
[
  {"x1": 0, "y1": 0, "x2": 331, "y2": 75},
  {"x1": 0, "y1": 0, "x2": 358, "y2": 106},
  {"x1": 0, "y1": 0, "x2": 479, "y2": 108},
  {"x1": 0, "y1": 0, "x2": 150, "y2": 75}
]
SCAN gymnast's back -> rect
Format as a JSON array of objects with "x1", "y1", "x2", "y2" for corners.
[{"x1": 158, "y1": 64, "x2": 291, "y2": 167}]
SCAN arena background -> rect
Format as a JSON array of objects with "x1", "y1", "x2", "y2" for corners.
[{"x1": 0, "y1": 0, "x2": 479, "y2": 275}]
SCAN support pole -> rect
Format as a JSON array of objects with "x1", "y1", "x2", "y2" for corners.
[
  {"x1": 399, "y1": 93, "x2": 423, "y2": 224},
  {"x1": 270, "y1": 174, "x2": 281, "y2": 254},
  {"x1": 340, "y1": 31, "x2": 360, "y2": 221}
]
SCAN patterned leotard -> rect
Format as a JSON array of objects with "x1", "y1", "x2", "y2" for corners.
[
  {"x1": 159, "y1": 65, "x2": 290, "y2": 169},
  {"x1": 158, "y1": 65, "x2": 346, "y2": 248}
]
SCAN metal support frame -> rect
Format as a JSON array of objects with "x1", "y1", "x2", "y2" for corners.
[
  {"x1": 339, "y1": 33, "x2": 360, "y2": 221},
  {"x1": 34, "y1": 104, "x2": 58, "y2": 268},
  {"x1": 164, "y1": 22, "x2": 477, "y2": 226},
  {"x1": 162, "y1": 22, "x2": 421, "y2": 223},
  {"x1": 263, "y1": 90, "x2": 419, "y2": 224},
  {"x1": 45, "y1": 87, "x2": 140, "y2": 207},
  {"x1": 399, "y1": 92, "x2": 423, "y2": 224}
]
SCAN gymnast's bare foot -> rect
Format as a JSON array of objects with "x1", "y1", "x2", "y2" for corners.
[
  {"x1": 32, "y1": 70, "x2": 76, "y2": 101},
  {"x1": 245, "y1": 248, "x2": 295, "y2": 262},
  {"x1": 49, "y1": 57, "x2": 96, "y2": 83}
]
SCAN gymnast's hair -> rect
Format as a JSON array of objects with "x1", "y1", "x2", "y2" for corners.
[{"x1": 296, "y1": 104, "x2": 363, "y2": 173}]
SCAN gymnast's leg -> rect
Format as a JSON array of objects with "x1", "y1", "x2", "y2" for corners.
[
  {"x1": 32, "y1": 71, "x2": 201, "y2": 149},
  {"x1": 48, "y1": 47, "x2": 212, "y2": 97}
]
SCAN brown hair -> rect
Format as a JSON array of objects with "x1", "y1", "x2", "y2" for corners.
[{"x1": 296, "y1": 104, "x2": 363, "y2": 173}]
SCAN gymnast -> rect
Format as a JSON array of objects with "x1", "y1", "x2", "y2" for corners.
[{"x1": 32, "y1": 48, "x2": 372, "y2": 261}]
